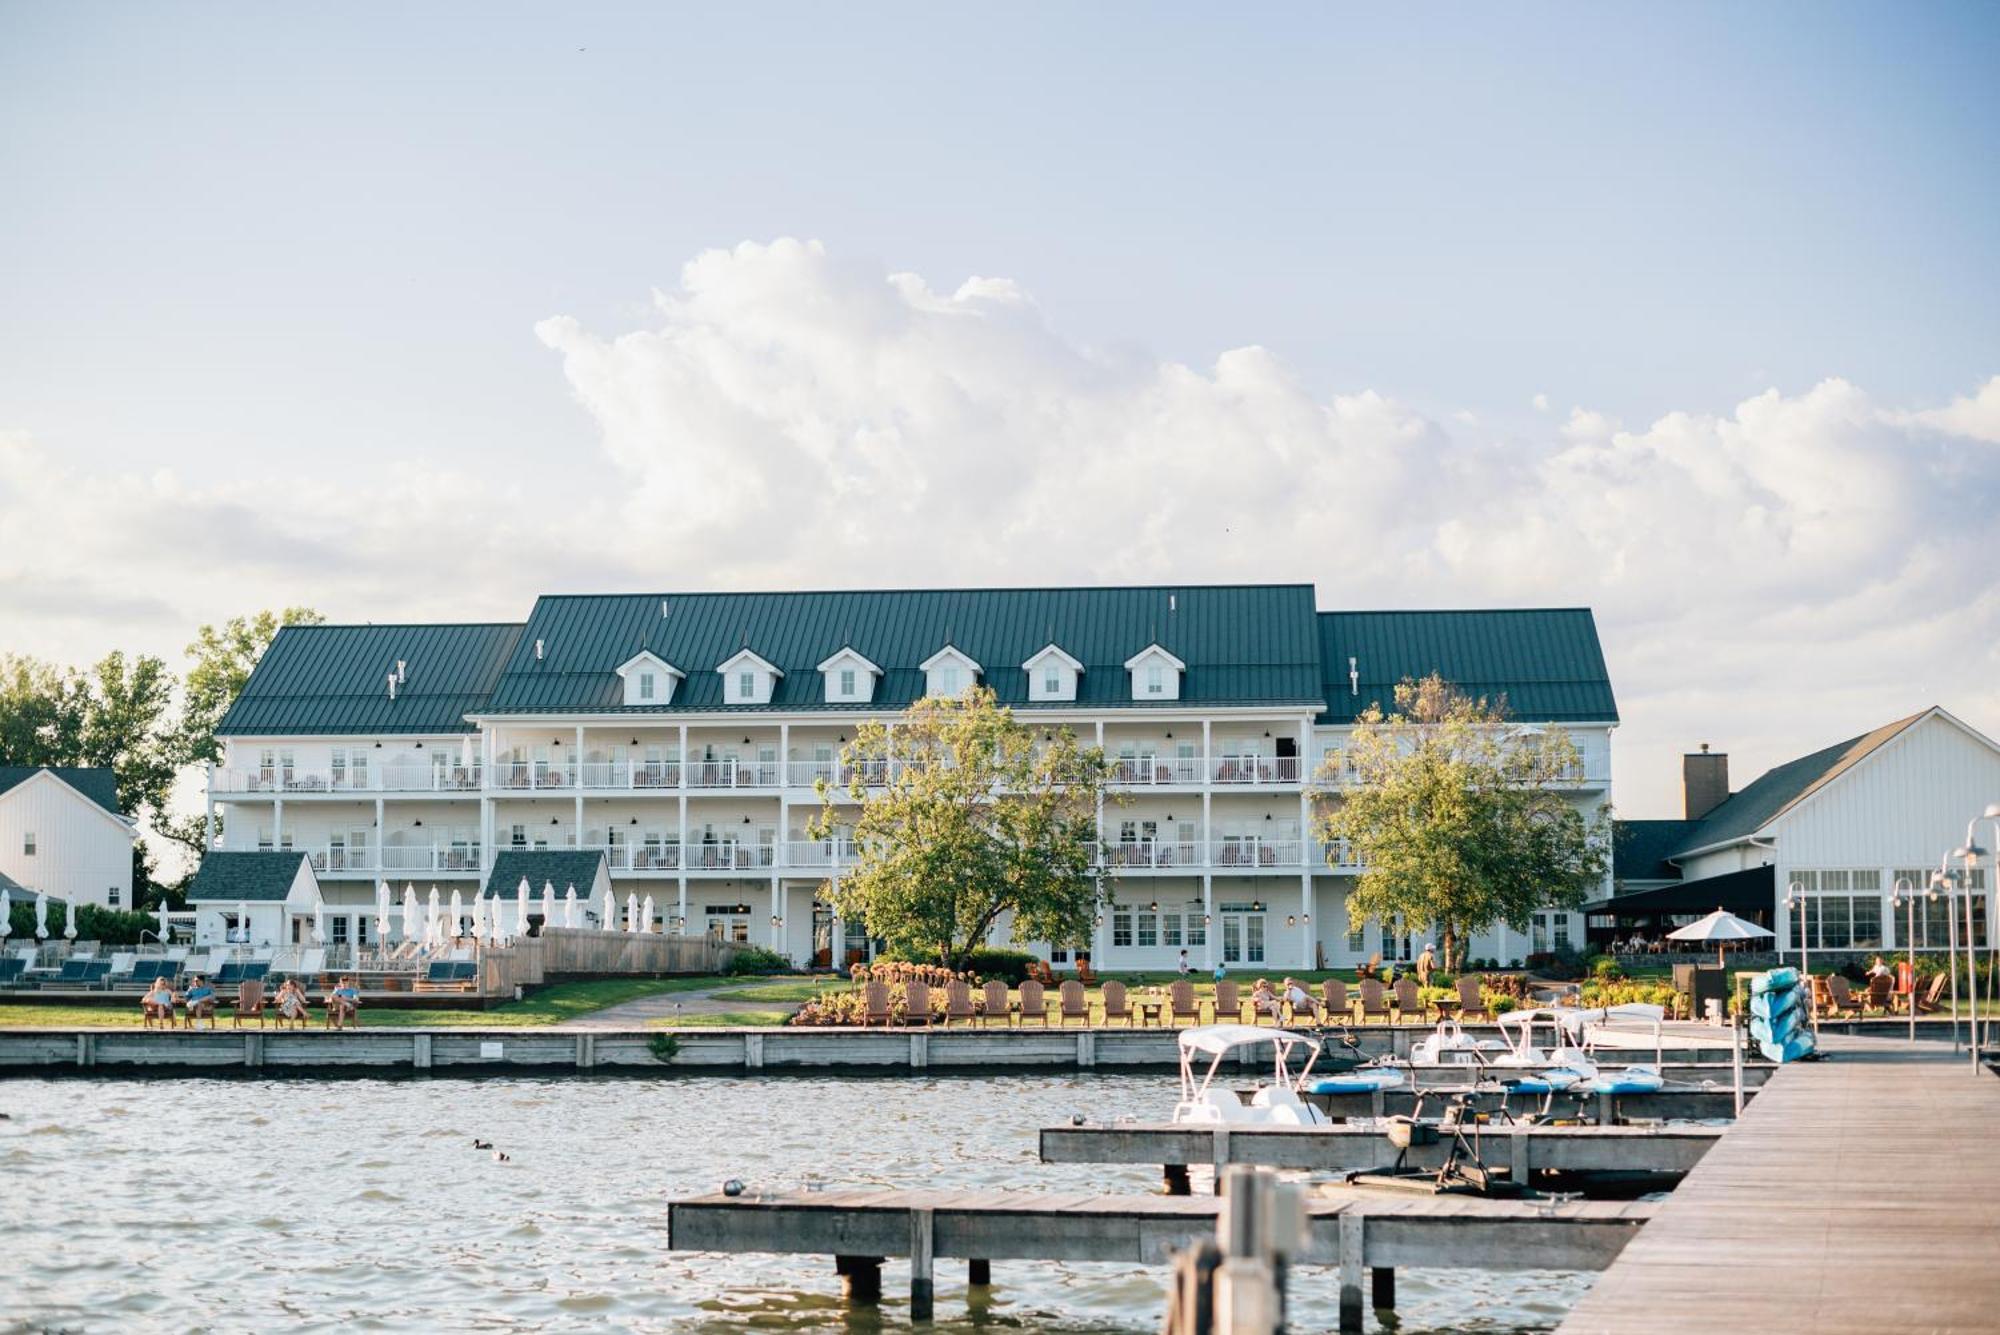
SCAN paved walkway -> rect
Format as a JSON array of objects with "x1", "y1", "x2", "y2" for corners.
[
  {"x1": 1558, "y1": 1033, "x2": 2000, "y2": 1331},
  {"x1": 573, "y1": 983, "x2": 795, "y2": 1027}
]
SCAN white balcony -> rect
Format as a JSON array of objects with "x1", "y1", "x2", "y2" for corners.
[
  {"x1": 1209, "y1": 838, "x2": 1306, "y2": 869},
  {"x1": 1107, "y1": 756, "x2": 1204, "y2": 786},
  {"x1": 577, "y1": 760, "x2": 683, "y2": 790},
  {"x1": 1103, "y1": 838, "x2": 1203, "y2": 870},
  {"x1": 784, "y1": 838, "x2": 857, "y2": 869},
  {"x1": 784, "y1": 759, "x2": 896, "y2": 790},
  {"x1": 686, "y1": 759, "x2": 782, "y2": 790},
  {"x1": 378, "y1": 762, "x2": 484, "y2": 793},
  {"x1": 379, "y1": 844, "x2": 484, "y2": 874},
  {"x1": 212, "y1": 765, "x2": 484, "y2": 796},
  {"x1": 489, "y1": 760, "x2": 576, "y2": 791},
  {"x1": 1210, "y1": 755, "x2": 1302, "y2": 785},
  {"x1": 682, "y1": 841, "x2": 778, "y2": 871}
]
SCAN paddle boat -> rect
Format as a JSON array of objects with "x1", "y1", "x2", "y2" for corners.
[{"x1": 1172, "y1": 1025, "x2": 1332, "y2": 1125}]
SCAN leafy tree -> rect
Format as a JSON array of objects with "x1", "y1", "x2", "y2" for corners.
[
  {"x1": 810, "y1": 686, "x2": 1114, "y2": 969},
  {"x1": 178, "y1": 607, "x2": 325, "y2": 765},
  {"x1": 1313, "y1": 674, "x2": 1610, "y2": 971}
]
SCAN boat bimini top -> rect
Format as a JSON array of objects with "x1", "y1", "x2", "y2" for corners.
[{"x1": 1173, "y1": 1025, "x2": 1330, "y2": 1126}]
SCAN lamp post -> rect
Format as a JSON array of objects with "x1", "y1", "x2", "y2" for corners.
[
  {"x1": 1933, "y1": 862, "x2": 1961, "y2": 1055},
  {"x1": 1785, "y1": 877, "x2": 1808, "y2": 972},
  {"x1": 1957, "y1": 825, "x2": 1992, "y2": 1071},
  {"x1": 1891, "y1": 877, "x2": 1918, "y2": 1043},
  {"x1": 1980, "y1": 802, "x2": 2000, "y2": 1054}
]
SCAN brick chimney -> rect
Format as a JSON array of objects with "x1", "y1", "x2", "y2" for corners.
[{"x1": 1683, "y1": 744, "x2": 1730, "y2": 820}]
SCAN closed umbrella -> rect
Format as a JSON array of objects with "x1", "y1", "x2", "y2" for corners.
[
  {"x1": 64, "y1": 896, "x2": 78, "y2": 940},
  {"x1": 426, "y1": 887, "x2": 442, "y2": 945},
  {"x1": 238, "y1": 899, "x2": 251, "y2": 945},
  {"x1": 0, "y1": 888, "x2": 11, "y2": 941},
  {"x1": 311, "y1": 900, "x2": 324, "y2": 946},
  {"x1": 470, "y1": 894, "x2": 487, "y2": 944},
  {"x1": 35, "y1": 892, "x2": 49, "y2": 940},
  {"x1": 624, "y1": 892, "x2": 638, "y2": 933},
  {"x1": 157, "y1": 899, "x2": 169, "y2": 944},
  {"x1": 1667, "y1": 907, "x2": 1775, "y2": 968},
  {"x1": 640, "y1": 894, "x2": 655, "y2": 935},
  {"x1": 490, "y1": 896, "x2": 507, "y2": 945},
  {"x1": 540, "y1": 881, "x2": 556, "y2": 932},
  {"x1": 563, "y1": 885, "x2": 578, "y2": 929},
  {"x1": 402, "y1": 885, "x2": 419, "y2": 943},
  {"x1": 449, "y1": 888, "x2": 465, "y2": 940},
  {"x1": 375, "y1": 881, "x2": 392, "y2": 936},
  {"x1": 515, "y1": 879, "x2": 530, "y2": 936}
]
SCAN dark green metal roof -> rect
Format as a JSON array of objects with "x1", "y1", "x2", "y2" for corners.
[
  {"x1": 484, "y1": 850, "x2": 607, "y2": 898},
  {"x1": 1613, "y1": 819, "x2": 1702, "y2": 884},
  {"x1": 0, "y1": 765, "x2": 123, "y2": 816},
  {"x1": 1670, "y1": 710, "x2": 1928, "y2": 856},
  {"x1": 1315, "y1": 609, "x2": 1618, "y2": 725},
  {"x1": 187, "y1": 851, "x2": 315, "y2": 902},
  {"x1": 484, "y1": 585, "x2": 1326, "y2": 714},
  {"x1": 217, "y1": 623, "x2": 523, "y2": 736}
]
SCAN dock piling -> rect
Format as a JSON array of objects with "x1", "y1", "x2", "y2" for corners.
[
  {"x1": 909, "y1": 1207, "x2": 935, "y2": 1321},
  {"x1": 1162, "y1": 1162, "x2": 1192, "y2": 1196},
  {"x1": 1337, "y1": 1209, "x2": 1364, "y2": 1332},
  {"x1": 968, "y1": 1258, "x2": 990, "y2": 1287}
]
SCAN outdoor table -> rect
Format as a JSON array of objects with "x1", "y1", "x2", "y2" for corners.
[{"x1": 1137, "y1": 999, "x2": 1164, "y2": 1026}]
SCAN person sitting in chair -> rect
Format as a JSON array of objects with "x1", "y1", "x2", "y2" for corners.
[
  {"x1": 1866, "y1": 955, "x2": 1893, "y2": 980},
  {"x1": 1249, "y1": 978, "x2": 1280, "y2": 1022},
  {"x1": 141, "y1": 976, "x2": 176, "y2": 1028},
  {"x1": 183, "y1": 976, "x2": 217, "y2": 1029},
  {"x1": 326, "y1": 976, "x2": 361, "y2": 1029},
  {"x1": 275, "y1": 976, "x2": 310, "y2": 1026},
  {"x1": 1282, "y1": 977, "x2": 1318, "y2": 1023}
]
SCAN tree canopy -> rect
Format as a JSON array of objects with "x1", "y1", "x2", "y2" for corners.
[
  {"x1": 811, "y1": 686, "x2": 1114, "y2": 969},
  {"x1": 1313, "y1": 674, "x2": 1610, "y2": 970}
]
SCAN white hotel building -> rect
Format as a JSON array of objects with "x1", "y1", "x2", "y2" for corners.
[{"x1": 203, "y1": 586, "x2": 1617, "y2": 969}]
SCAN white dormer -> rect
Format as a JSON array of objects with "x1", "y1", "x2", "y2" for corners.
[
  {"x1": 615, "y1": 651, "x2": 684, "y2": 707},
  {"x1": 815, "y1": 647, "x2": 882, "y2": 705},
  {"x1": 1022, "y1": 643, "x2": 1083, "y2": 702},
  {"x1": 717, "y1": 649, "x2": 783, "y2": 706},
  {"x1": 919, "y1": 645, "x2": 981, "y2": 698},
  {"x1": 1122, "y1": 644, "x2": 1186, "y2": 702}
]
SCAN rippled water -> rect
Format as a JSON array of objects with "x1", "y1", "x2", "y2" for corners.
[{"x1": 0, "y1": 1074, "x2": 1587, "y2": 1332}]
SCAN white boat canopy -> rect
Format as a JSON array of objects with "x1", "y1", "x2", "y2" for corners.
[{"x1": 1177, "y1": 1024, "x2": 1316, "y2": 1056}]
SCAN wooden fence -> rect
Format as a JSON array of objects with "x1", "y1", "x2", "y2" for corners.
[{"x1": 479, "y1": 928, "x2": 738, "y2": 994}]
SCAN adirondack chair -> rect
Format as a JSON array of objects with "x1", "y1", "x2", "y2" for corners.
[
  {"x1": 1864, "y1": 974, "x2": 1894, "y2": 1015},
  {"x1": 1211, "y1": 980, "x2": 1245, "y2": 1024},
  {"x1": 1057, "y1": 980, "x2": 1090, "y2": 1026},
  {"x1": 1358, "y1": 978, "x2": 1392, "y2": 1023},
  {"x1": 1823, "y1": 975, "x2": 1864, "y2": 1018},
  {"x1": 1018, "y1": 979, "x2": 1050, "y2": 1026},
  {"x1": 1456, "y1": 975, "x2": 1491, "y2": 1020},
  {"x1": 1101, "y1": 980, "x2": 1134, "y2": 1026},
  {"x1": 1916, "y1": 973, "x2": 1948, "y2": 1013},
  {"x1": 231, "y1": 978, "x2": 268, "y2": 1028},
  {"x1": 860, "y1": 981, "x2": 892, "y2": 1027},
  {"x1": 980, "y1": 979, "x2": 1011, "y2": 1027},
  {"x1": 904, "y1": 980, "x2": 935, "y2": 1027},
  {"x1": 1169, "y1": 979, "x2": 1202, "y2": 1026},
  {"x1": 1320, "y1": 978, "x2": 1350, "y2": 1020},
  {"x1": 943, "y1": 980, "x2": 977, "y2": 1027},
  {"x1": 1392, "y1": 978, "x2": 1421, "y2": 1021}
]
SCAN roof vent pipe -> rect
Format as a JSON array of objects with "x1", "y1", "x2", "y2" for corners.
[
  {"x1": 386, "y1": 674, "x2": 398, "y2": 701},
  {"x1": 1169, "y1": 594, "x2": 1176, "y2": 613},
  {"x1": 1348, "y1": 657, "x2": 1359, "y2": 696},
  {"x1": 395, "y1": 659, "x2": 406, "y2": 683},
  {"x1": 535, "y1": 638, "x2": 545, "y2": 661},
  {"x1": 661, "y1": 599, "x2": 670, "y2": 618}
]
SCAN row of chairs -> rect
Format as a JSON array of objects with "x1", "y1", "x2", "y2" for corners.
[{"x1": 853, "y1": 975, "x2": 1489, "y2": 1028}]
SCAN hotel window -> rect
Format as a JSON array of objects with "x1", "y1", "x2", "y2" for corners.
[
  {"x1": 1111, "y1": 910, "x2": 1134, "y2": 948},
  {"x1": 738, "y1": 670, "x2": 754, "y2": 699},
  {"x1": 639, "y1": 672, "x2": 656, "y2": 700},
  {"x1": 839, "y1": 668, "x2": 856, "y2": 697},
  {"x1": 1186, "y1": 914, "x2": 1206, "y2": 947},
  {"x1": 1347, "y1": 915, "x2": 1366, "y2": 953},
  {"x1": 1137, "y1": 912, "x2": 1159, "y2": 948},
  {"x1": 939, "y1": 666, "x2": 961, "y2": 695},
  {"x1": 22, "y1": 832, "x2": 34, "y2": 856},
  {"x1": 1891, "y1": 868, "x2": 1987, "y2": 947},
  {"x1": 1043, "y1": 669, "x2": 1061, "y2": 695},
  {"x1": 1146, "y1": 665, "x2": 1164, "y2": 695},
  {"x1": 107, "y1": 887, "x2": 120, "y2": 907},
  {"x1": 1553, "y1": 915, "x2": 1571, "y2": 950},
  {"x1": 1163, "y1": 914, "x2": 1183, "y2": 947}
]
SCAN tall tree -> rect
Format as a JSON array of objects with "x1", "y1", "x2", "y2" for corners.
[
  {"x1": 811, "y1": 686, "x2": 1114, "y2": 969},
  {"x1": 1313, "y1": 674, "x2": 1610, "y2": 971}
]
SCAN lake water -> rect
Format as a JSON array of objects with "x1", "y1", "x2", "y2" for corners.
[{"x1": 0, "y1": 1073, "x2": 1589, "y2": 1332}]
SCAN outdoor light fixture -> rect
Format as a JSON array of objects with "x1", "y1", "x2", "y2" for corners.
[
  {"x1": 1149, "y1": 900, "x2": 1159, "y2": 912},
  {"x1": 413, "y1": 819, "x2": 422, "y2": 827},
  {"x1": 1165, "y1": 731, "x2": 1173, "y2": 739},
  {"x1": 630, "y1": 818, "x2": 638, "y2": 825},
  {"x1": 1251, "y1": 900, "x2": 1263, "y2": 912},
  {"x1": 742, "y1": 737, "x2": 751, "y2": 745},
  {"x1": 1203, "y1": 914, "x2": 1212, "y2": 925},
  {"x1": 1302, "y1": 913, "x2": 1310, "y2": 925},
  {"x1": 1286, "y1": 915, "x2": 1296, "y2": 927},
  {"x1": 1094, "y1": 915, "x2": 1104, "y2": 927},
  {"x1": 630, "y1": 738, "x2": 638, "y2": 746}
]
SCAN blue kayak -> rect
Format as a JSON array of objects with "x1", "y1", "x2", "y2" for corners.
[
  {"x1": 1587, "y1": 1065, "x2": 1664, "y2": 1095},
  {"x1": 1306, "y1": 1068, "x2": 1407, "y2": 1095}
]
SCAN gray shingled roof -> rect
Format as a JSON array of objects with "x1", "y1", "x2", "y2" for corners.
[
  {"x1": 1671, "y1": 710, "x2": 1930, "y2": 856},
  {"x1": 1316, "y1": 609, "x2": 1618, "y2": 725},
  {"x1": 0, "y1": 766, "x2": 123, "y2": 816},
  {"x1": 1613, "y1": 819, "x2": 1702, "y2": 884},
  {"x1": 187, "y1": 851, "x2": 315, "y2": 902},
  {"x1": 484, "y1": 850, "x2": 607, "y2": 898},
  {"x1": 217, "y1": 623, "x2": 523, "y2": 736}
]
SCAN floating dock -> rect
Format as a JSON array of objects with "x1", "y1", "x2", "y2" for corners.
[{"x1": 1559, "y1": 1033, "x2": 2000, "y2": 1331}]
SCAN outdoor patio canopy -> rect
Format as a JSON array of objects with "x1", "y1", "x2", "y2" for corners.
[{"x1": 1584, "y1": 864, "x2": 1775, "y2": 941}]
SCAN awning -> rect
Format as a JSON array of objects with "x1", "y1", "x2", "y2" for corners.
[{"x1": 1584, "y1": 864, "x2": 1774, "y2": 922}]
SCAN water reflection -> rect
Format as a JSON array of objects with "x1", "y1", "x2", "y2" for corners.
[{"x1": 0, "y1": 1074, "x2": 1586, "y2": 1331}]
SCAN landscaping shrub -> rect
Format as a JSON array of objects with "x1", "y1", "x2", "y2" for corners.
[
  {"x1": 724, "y1": 945, "x2": 792, "y2": 976},
  {"x1": 1525, "y1": 946, "x2": 1588, "y2": 980},
  {"x1": 960, "y1": 947, "x2": 1039, "y2": 985},
  {"x1": 1591, "y1": 955, "x2": 1626, "y2": 982},
  {"x1": 1579, "y1": 978, "x2": 1678, "y2": 1009},
  {"x1": 6, "y1": 901, "x2": 157, "y2": 946}
]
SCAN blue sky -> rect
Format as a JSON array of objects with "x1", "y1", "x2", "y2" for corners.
[{"x1": 2, "y1": 1, "x2": 1997, "y2": 815}]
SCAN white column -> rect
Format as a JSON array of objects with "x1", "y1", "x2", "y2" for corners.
[
  {"x1": 1301, "y1": 870, "x2": 1314, "y2": 970},
  {"x1": 573, "y1": 725, "x2": 585, "y2": 845},
  {"x1": 677, "y1": 722, "x2": 689, "y2": 933},
  {"x1": 1496, "y1": 919, "x2": 1510, "y2": 967},
  {"x1": 480, "y1": 726, "x2": 495, "y2": 873},
  {"x1": 375, "y1": 796, "x2": 385, "y2": 873},
  {"x1": 771, "y1": 876, "x2": 784, "y2": 954},
  {"x1": 204, "y1": 766, "x2": 217, "y2": 850},
  {"x1": 273, "y1": 797, "x2": 284, "y2": 845},
  {"x1": 1202, "y1": 873, "x2": 1215, "y2": 969}
]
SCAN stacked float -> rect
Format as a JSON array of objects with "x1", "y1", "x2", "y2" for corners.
[{"x1": 1748, "y1": 966, "x2": 1816, "y2": 1062}]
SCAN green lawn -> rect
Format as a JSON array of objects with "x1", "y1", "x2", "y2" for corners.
[{"x1": 648, "y1": 1009, "x2": 792, "y2": 1028}]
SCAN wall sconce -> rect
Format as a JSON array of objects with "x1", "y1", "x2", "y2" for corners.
[
  {"x1": 1203, "y1": 914, "x2": 1212, "y2": 926},
  {"x1": 1263, "y1": 730, "x2": 1270, "y2": 738},
  {"x1": 741, "y1": 816, "x2": 751, "y2": 825},
  {"x1": 630, "y1": 738, "x2": 638, "y2": 746},
  {"x1": 1148, "y1": 900, "x2": 1159, "y2": 912},
  {"x1": 413, "y1": 819, "x2": 422, "y2": 827},
  {"x1": 1250, "y1": 900, "x2": 1263, "y2": 912},
  {"x1": 550, "y1": 818, "x2": 559, "y2": 825},
  {"x1": 1286, "y1": 915, "x2": 1296, "y2": 928},
  {"x1": 838, "y1": 734, "x2": 847, "y2": 743},
  {"x1": 770, "y1": 914, "x2": 782, "y2": 927},
  {"x1": 742, "y1": 737, "x2": 751, "y2": 745},
  {"x1": 629, "y1": 818, "x2": 639, "y2": 825},
  {"x1": 552, "y1": 739, "x2": 561, "y2": 746},
  {"x1": 374, "y1": 741, "x2": 382, "y2": 748},
  {"x1": 1164, "y1": 731, "x2": 1173, "y2": 739},
  {"x1": 1302, "y1": 913, "x2": 1310, "y2": 924},
  {"x1": 1264, "y1": 813, "x2": 1272, "y2": 821},
  {"x1": 1094, "y1": 915, "x2": 1104, "y2": 927},
  {"x1": 414, "y1": 741, "x2": 423, "y2": 749}
]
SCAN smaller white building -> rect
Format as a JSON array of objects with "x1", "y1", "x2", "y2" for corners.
[
  {"x1": 186, "y1": 850, "x2": 324, "y2": 948},
  {"x1": 0, "y1": 766, "x2": 137, "y2": 910}
]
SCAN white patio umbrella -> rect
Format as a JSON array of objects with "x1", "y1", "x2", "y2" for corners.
[
  {"x1": 310, "y1": 900, "x2": 325, "y2": 945},
  {"x1": 490, "y1": 895, "x2": 507, "y2": 945},
  {"x1": 640, "y1": 894, "x2": 655, "y2": 935},
  {"x1": 0, "y1": 888, "x2": 11, "y2": 941},
  {"x1": 563, "y1": 885, "x2": 578, "y2": 929},
  {"x1": 449, "y1": 888, "x2": 465, "y2": 940},
  {"x1": 237, "y1": 899, "x2": 251, "y2": 945},
  {"x1": 540, "y1": 881, "x2": 556, "y2": 932},
  {"x1": 63, "y1": 896, "x2": 78, "y2": 940},
  {"x1": 156, "y1": 899, "x2": 170, "y2": 944},
  {"x1": 374, "y1": 881, "x2": 392, "y2": 938},
  {"x1": 469, "y1": 893, "x2": 487, "y2": 944},
  {"x1": 1667, "y1": 907, "x2": 1775, "y2": 968},
  {"x1": 35, "y1": 892, "x2": 50, "y2": 940},
  {"x1": 624, "y1": 891, "x2": 638, "y2": 933},
  {"x1": 401, "y1": 885, "x2": 419, "y2": 942},
  {"x1": 515, "y1": 879, "x2": 530, "y2": 936},
  {"x1": 426, "y1": 886, "x2": 442, "y2": 945}
]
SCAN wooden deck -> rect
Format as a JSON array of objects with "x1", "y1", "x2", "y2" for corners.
[{"x1": 1559, "y1": 1034, "x2": 2000, "y2": 1331}]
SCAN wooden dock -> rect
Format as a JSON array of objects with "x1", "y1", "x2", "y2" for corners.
[
  {"x1": 1558, "y1": 1034, "x2": 2000, "y2": 1331},
  {"x1": 1041, "y1": 1121, "x2": 1722, "y2": 1181},
  {"x1": 667, "y1": 1186, "x2": 1656, "y2": 1322}
]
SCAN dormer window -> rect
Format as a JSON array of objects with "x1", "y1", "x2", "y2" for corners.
[
  {"x1": 719, "y1": 649, "x2": 782, "y2": 706},
  {"x1": 815, "y1": 647, "x2": 882, "y2": 704},
  {"x1": 1122, "y1": 644, "x2": 1186, "y2": 702},
  {"x1": 919, "y1": 646, "x2": 981, "y2": 699},
  {"x1": 1021, "y1": 643, "x2": 1082, "y2": 702},
  {"x1": 615, "y1": 651, "x2": 684, "y2": 707}
]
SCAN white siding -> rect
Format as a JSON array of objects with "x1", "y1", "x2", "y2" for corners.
[
  {"x1": 1769, "y1": 713, "x2": 2000, "y2": 869},
  {"x1": 0, "y1": 776, "x2": 133, "y2": 909}
]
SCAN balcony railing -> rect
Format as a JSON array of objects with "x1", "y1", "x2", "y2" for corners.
[
  {"x1": 680, "y1": 841, "x2": 779, "y2": 870},
  {"x1": 685, "y1": 759, "x2": 782, "y2": 790},
  {"x1": 1107, "y1": 757, "x2": 1204, "y2": 786},
  {"x1": 489, "y1": 760, "x2": 576, "y2": 791},
  {"x1": 784, "y1": 759, "x2": 897, "y2": 790},
  {"x1": 213, "y1": 766, "x2": 484, "y2": 795},
  {"x1": 1209, "y1": 755, "x2": 1302, "y2": 785},
  {"x1": 784, "y1": 838, "x2": 858, "y2": 869},
  {"x1": 379, "y1": 844, "x2": 484, "y2": 873},
  {"x1": 575, "y1": 761, "x2": 684, "y2": 790},
  {"x1": 1104, "y1": 838, "x2": 1203, "y2": 869},
  {"x1": 1209, "y1": 838, "x2": 1306, "y2": 868}
]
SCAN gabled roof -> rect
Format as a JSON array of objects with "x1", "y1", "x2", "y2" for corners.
[
  {"x1": 919, "y1": 645, "x2": 982, "y2": 673},
  {"x1": 0, "y1": 868, "x2": 25, "y2": 893},
  {"x1": 217, "y1": 623, "x2": 523, "y2": 735},
  {"x1": 816, "y1": 646, "x2": 883, "y2": 675},
  {"x1": 615, "y1": 650, "x2": 684, "y2": 680},
  {"x1": 483, "y1": 850, "x2": 608, "y2": 898},
  {"x1": 481, "y1": 585, "x2": 1325, "y2": 714},
  {"x1": 1123, "y1": 643, "x2": 1187, "y2": 671},
  {"x1": 1671, "y1": 710, "x2": 1932, "y2": 857},
  {"x1": 717, "y1": 648, "x2": 784, "y2": 677},
  {"x1": 0, "y1": 766, "x2": 123, "y2": 816},
  {"x1": 187, "y1": 851, "x2": 317, "y2": 903},
  {"x1": 1021, "y1": 643, "x2": 1084, "y2": 672},
  {"x1": 1315, "y1": 609, "x2": 1618, "y2": 726},
  {"x1": 1614, "y1": 819, "x2": 1703, "y2": 883}
]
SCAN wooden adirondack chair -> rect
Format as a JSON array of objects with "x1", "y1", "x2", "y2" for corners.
[
  {"x1": 1170, "y1": 979, "x2": 1203, "y2": 1026},
  {"x1": 861, "y1": 981, "x2": 892, "y2": 1027},
  {"x1": 1057, "y1": 980, "x2": 1090, "y2": 1026},
  {"x1": 943, "y1": 981, "x2": 977, "y2": 1027},
  {"x1": 1101, "y1": 980, "x2": 1134, "y2": 1026},
  {"x1": 1358, "y1": 978, "x2": 1392, "y2": 1023},
  {"x1": 1018, "y1": 979, "x2": 1050, "y2": 1026},
  {"x1": 1392, "y1": 978, "x2": 1421, "y2": 1021},
  {"x1": 904, "y1": 980, "x2": 935, "y2": 1027},
  {"x1": 231, "y1": 978, "x2": 267, "y2": 1028},
  {"x1": 1456, "y1": 975, "x2": 1491, "y2": 1020},
  {"x1": 980, "y1": 979, "x2": 1011, "y2": 1027},
  {"x1": 1212, "y1": 980, "x2": 1245, "y2": 1024},
  {"x1": 1320, "y1": 978, "x2": 1349, "y2": 1020}
]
